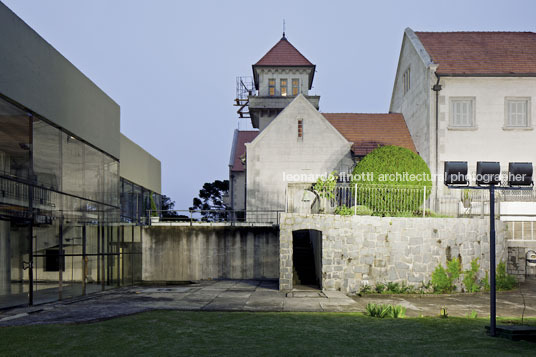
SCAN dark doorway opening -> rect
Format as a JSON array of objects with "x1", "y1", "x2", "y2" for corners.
[{"x1": 292, "y1": 230, "x2": 322, "y2": 290}]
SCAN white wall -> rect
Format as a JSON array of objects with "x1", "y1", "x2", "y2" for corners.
[
  {"x1": 390, "y1": 31, "x2": 434, "y2": 166},
  {"x1": 246, "y1": 95, "x2": 353, "y2": 212},
  {"x1": 438, "y1": 77, "x2": 536, "y2": 181}
]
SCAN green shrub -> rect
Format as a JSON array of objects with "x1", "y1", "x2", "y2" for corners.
[
  {"x1": 350, "y1": 146, "x2": 432, "y2": 214},
  {"x1": 334, "y1": 205, "x2": 373, "y2": 216},
  {"x1": 359, "y1": 285, "x2": 372, "y2": 294},
  {"x1": 390, "y1": 305, "x2": 406, "y2": 318},
  {"x1": 374, "y1": 283, "x2": 385, "y2": 294},
  {"x1": 467, "y1": 310, "x2": 478, "y2": 319},
  {"x1": 366, "y1": 303, "x2": 406, "y2": 318},
  {"x1": 431, "y1": 258, "x2": 460, "y2": 293},
  {"x1": 431, "y1": 265, "x2": 450, "y2": 293},
  {"x1": 313, "y1": 171, "x2": 338, "y2": 200},
  {"x1": 463, "y1": 258, "x2": 481, "y2": 293},
  {"x1": 496, "y1": 261, "x2": 517, "y2": 291}
]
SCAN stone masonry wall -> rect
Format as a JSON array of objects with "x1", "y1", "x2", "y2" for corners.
[{"x1": 279, "y1": 213, "x2": 508, "y2": 293}]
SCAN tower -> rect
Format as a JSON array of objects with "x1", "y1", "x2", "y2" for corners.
[{"x1": 235, "y1": 34, "x2": 319, "y2": 131}]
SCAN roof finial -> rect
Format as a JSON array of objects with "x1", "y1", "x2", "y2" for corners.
[{"x1": 282, "y1": 19, "x2": 286, "y2": 39}]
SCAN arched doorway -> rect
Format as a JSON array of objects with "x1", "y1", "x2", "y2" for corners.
[{"x1": 292, "y1": 229, "x2": 322, "y2": 289}]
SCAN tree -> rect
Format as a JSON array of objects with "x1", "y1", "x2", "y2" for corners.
[
  {"x1": 161, "y1": 194, "x2": 189, "y2": 221},
  {"x1": 190, "y1": 180, "x2": 229, "y2": 221}
]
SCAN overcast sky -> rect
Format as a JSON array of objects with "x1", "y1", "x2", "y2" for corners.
[{"x1": 3, "y1": 0, "x2": 536, "y2": 209}]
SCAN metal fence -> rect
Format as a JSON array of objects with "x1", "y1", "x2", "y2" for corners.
[
  {"x1": 287, "y1": 183, "x2": 536, "y2": 218},
  {"x1": 317, "y1": 184, "x2": 430, "y2": 216},
  {"x1": 148, "y1": 209, "x2": 281, "y2": 225}
]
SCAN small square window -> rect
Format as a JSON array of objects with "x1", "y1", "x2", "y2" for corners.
[
  {"x1": 268, "y1": 79, "x2": 275, "y2": 96},
  {"x1": 505, "y1": 98, "x2": 530, "y2": 128},
  {"x1": 292, "y1": 79, "x2": 299, "y2": 96},
  {"x1": 449, "y1": 97, "x2": 476, "y2": 128},
  {"x1": 280, "y1": 79, "x2": 288, "y2": 96}
]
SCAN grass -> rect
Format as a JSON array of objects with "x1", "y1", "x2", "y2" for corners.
[{"x1": 0, "y1": 311, "x2": 535, "y2": 356}]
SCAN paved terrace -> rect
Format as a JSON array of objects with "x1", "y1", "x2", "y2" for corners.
[{"x1": 0, "y1": 279, "x2": 535, "y2": 326}]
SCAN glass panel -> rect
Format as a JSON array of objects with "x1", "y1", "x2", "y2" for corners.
[
  {"x1": 33, "y1": 119, "x2": 61, "y2": 190},
  {"x1": 0, "y1": 98, "x2": 30, "y2": 180},
  {"x1": 0, "y1": 221, "x2": 30, "y2": 309},
  {"x1": 62, "y1": 133, "x2": 84, "y2": 198}
]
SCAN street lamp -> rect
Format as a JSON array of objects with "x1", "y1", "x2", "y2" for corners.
[{"x1": 444, "y1": 161, "x2": 533, "y2": 337}]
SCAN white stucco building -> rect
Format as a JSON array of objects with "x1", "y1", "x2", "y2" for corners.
[{"x1": 390, "y1": 29, "x2": 536, "y2": 206}]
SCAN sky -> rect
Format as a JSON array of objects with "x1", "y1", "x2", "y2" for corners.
[{"x1": 2, "y1": 0, "x2": 536, "y2": 209}]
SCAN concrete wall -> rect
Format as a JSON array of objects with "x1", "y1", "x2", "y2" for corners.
[
  {"x1": 120, "y1": 134, "x2": 161, "y2": 194},
  {"x1": 230, "y1": 171, "x2": 246, "y2": 211},
  {"x1": 142, "y1": 226, "x2": 279, "y2": 281},
  {"x1": 246, "y1": 95, "x2": 353, "y2": 212},
  {"x1": 279, "y1": 213, "x2": 508, "y2": 293},
  {"x1": 0, "y1": 3, "x2": 120, "y2": 158}
]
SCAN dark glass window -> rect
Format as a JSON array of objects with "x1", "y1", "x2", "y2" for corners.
[{"x1": 45, "y1": 249, "x2": 65, "y2": 272}]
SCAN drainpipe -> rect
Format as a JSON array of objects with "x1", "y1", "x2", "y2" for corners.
[{"x1": 432, "y1": 74, "x2": 442, "y2": 211}]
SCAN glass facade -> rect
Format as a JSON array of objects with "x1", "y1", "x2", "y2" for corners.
[
  {"x1": 120, "y1": 177, "x2": 161, "y2": 224},
  {"x1": 0, "y1": 95, "x2": 149, "y2": 309}
]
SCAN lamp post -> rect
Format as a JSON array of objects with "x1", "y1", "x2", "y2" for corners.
[{"x1": 444, "y1": 161, "x2": 533, "y2": 337}]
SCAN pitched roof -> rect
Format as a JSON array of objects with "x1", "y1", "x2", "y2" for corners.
[
  {"x1": 322, "y1": 113, "x2": 417, "y2": 156},
  {"x1": 254, "y1": 36, "x2": 314, "y2": 67},
  {"x1": 229, "y1": 130, "x2": 259, "y2": 172},
  {"x1": 415, "y1": 31, "x2": 536, "y2": 75}
]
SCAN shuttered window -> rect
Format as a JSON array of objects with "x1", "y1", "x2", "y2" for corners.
[
  {"x1": 506, "y1": 99, "x2": 529, "y2": 127},
  {"x1": 450, "y1": 98, "x2": 475, "y2": 128}
]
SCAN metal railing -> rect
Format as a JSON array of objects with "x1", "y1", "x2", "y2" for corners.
[
  {"x1": 148, "y1": 209, "x2": 282, "y2": 225},
  {"x1": 287, "y1": 182, "x2": 536, "y2": 218},
  {"x1": 318, "y1": 184, "x2": 430, "y2": 216}
]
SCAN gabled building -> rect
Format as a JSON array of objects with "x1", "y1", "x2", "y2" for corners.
[
  {"x1": 390, "y1": 29, "x2": 536, "y2": 207},
  {"x1": 229, "y1": 35, "x2": 416, "y2": 214}
]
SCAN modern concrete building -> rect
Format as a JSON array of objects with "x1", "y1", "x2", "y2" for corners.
[
  {"x1": 0, "y1": 2, "x2": 161, "y2": 308},
  {"x1": 390, "y1": 29, "x2": 536, "y2": 205}
]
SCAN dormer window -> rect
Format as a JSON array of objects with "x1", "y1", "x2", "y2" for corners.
[
  {"x1": 292, "y1": 79, "x2": 299, "y2": 96},
  {"x1": 268, "y1": 79, "x2": 275, "y2": 96},
  {"x1": 280, "y1": 79, "x2": 288, "y2": 96}
]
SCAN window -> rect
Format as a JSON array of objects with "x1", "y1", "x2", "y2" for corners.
[
  {"x1": 450, "y1": 98, "x2": 475, "y2": 128},
  {"x1": 403, "y1": 67, "x2": 410, "y2": 94},
  {"x1": 505, "y1": 98, "x2": 530, "y2": 128},
  {"x1": 45, "y1": 249, "x2": 65, "y2": 272},
  {"x1": 292, "y1": 79, "x2": 299, "y2": 96},
  {"x1": 280, "y1": 79, "x2": 288, "y2": 96},
  {"x1": 297, "y1": 119, "x2": 303, "y2": 139},
  {"x1": 268, "y1": 79, "x2": 275, "y2": 96}
]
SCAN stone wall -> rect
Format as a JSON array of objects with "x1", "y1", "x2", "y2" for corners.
[
  {"x1": 142, "y1": 225, "x2": 279, "y2": 282},
  {"x1": 279, "y1": 213, "x2": 508, "y2": 293}
]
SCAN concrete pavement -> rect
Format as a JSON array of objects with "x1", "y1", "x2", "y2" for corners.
[{"x1": 0, "y1": 278, "x2": 535, "y2": 326}]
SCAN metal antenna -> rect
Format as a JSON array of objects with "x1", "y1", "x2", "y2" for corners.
[{"x1": 283, "y1": 19, "x2": 286, "y2": 38}]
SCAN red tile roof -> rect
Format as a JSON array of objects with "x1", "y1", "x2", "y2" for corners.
[
  {"x1": 415, "y1": 32, "x2": 536, "y2": 75},
  {"x1": 254, "y1": 36, "x2": 314, "y2": 67},
  {"x1": 231, "y1": 130, "x2": 259, "y2": 172},
  {"x1": 322, "y1": 113, "x2": 417, "y2": 156}
]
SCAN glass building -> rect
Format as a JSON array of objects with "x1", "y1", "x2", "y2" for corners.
[{"x1": 0, "y1": 3, "x2": 161, "y2": 309}]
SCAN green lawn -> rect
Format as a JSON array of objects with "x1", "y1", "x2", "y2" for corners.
[{"x1": 1, "y1": 311, "x2": 535, "y2": 356}]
